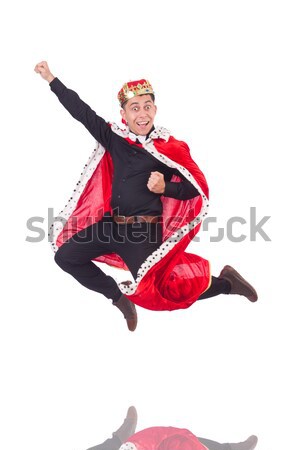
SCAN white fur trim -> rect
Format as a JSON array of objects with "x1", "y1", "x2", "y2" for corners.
[
  {"x1": 110, "y1": 122, "x2": 171, "y2": 143},
  {"x1": 119, "y1": 443, "x2": 137, "y2": 450},
  {"x1": 49, "y1": 142, "x2": 106, "y2": 252}
]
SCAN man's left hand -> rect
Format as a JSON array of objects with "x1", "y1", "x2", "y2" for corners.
[{"x1": 147, "y1": 171, "x2": 165, "y2": 194}]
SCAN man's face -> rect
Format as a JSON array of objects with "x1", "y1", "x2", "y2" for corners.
[{"x1": 120, "y1": 94, "x2": 157, "y2": 136}]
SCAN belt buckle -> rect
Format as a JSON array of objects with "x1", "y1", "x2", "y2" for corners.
[
  {"x1": 115, "y1": 215, "x2": 126, "y2": 223},
  {"x1": 133, "y1": 216, "x2": 141, "y2": 223}
]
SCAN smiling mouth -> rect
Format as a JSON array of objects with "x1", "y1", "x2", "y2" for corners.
[{"x1": 137, "y1": 121, "x2": 150, "y2": 127}]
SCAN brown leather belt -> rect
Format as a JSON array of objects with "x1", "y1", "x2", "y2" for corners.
[{"x1": 113, "y1": 215, "x2": 160, "y2": 224}]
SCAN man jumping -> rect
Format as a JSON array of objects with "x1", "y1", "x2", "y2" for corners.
[{"x1": 35, "y1": 61, "x2": 258, "y2": 332}]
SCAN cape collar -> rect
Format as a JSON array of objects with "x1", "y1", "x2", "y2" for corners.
[{"x1": 110, "y1": 122, "x2": 171, "y2": 143}]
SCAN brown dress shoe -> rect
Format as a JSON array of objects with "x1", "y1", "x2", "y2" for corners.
[
  {"x1": 113, "y1": 406, "x2": 138, "y2": 443},
  {"x1": 229, "y1": 435, "x2": 258, "y2": 450},
  {"x1": 219, "y1": 265, "x2": 258, "y2": 302},
  {"x1": 113, "y1": 294, "x2": 138, "y2": 331}
]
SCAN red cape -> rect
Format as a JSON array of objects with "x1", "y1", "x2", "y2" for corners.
[
  {"x1": 120, "y1": 426, "x2": 208, "y2": 450},
  {"x1": 50, "y1": 125, "x2": 211, "y2": 311}
]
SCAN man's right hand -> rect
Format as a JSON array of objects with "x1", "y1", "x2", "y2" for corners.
[{"x1": 34, "y1": 61, "x2": 55, "y2": 83}]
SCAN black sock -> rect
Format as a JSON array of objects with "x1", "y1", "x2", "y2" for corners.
[{"x1": 198, "y1": 276, "x2": 231, "y2": 300}]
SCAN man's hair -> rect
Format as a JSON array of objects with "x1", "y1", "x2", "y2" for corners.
[{"x1": 121, "y1": 93, "x2": 155, "y2": 109}]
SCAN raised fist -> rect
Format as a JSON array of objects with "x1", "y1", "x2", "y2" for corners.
[{"x1": 34, "y1": 61, "x2": 55, "y2": 83}]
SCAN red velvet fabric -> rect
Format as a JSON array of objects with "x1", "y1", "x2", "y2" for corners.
[
  {"x1": 124, "y1": 426, "x2": 208, "y2": 450},
  {"x1": 55, "y1": 134, "x2": 211, "y2": 311}
]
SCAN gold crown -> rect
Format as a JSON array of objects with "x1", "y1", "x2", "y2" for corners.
[{"x1": 118, "y1": 79, "x2": 154, "y2": 106}]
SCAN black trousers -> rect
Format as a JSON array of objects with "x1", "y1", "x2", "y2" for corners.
[
  {"x1": 55, "y1": 215, "x2": 230, "y2": 303},
  {"x1": 55, "y1": 215, "x2": 163, "y2": 302}
]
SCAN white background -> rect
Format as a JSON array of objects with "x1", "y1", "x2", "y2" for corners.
[{"x1": 0, "y1": 1, "x2": 297, "y2": 449}]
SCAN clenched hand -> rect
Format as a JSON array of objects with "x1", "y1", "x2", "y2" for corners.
[
  {"x1": 34, "y1": 61, "x2": 55, "y2": 83},
  {"x1": 147, "y1": 171, "x2": 165, "y2": 194}
]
